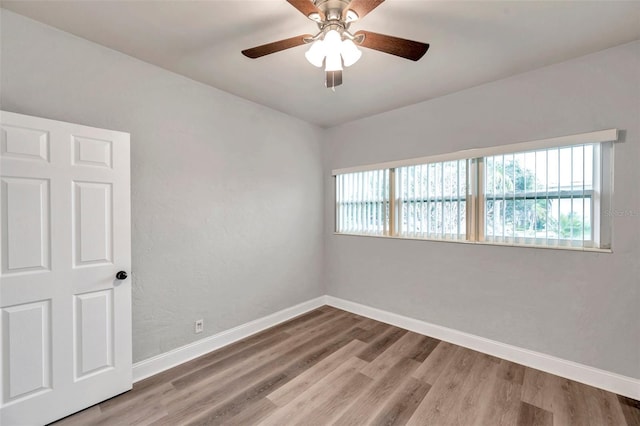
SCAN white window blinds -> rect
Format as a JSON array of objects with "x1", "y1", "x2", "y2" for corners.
[
  {"x1": 333, "y1": 130, "x2": 615, "y2": 251},
  {"x1": 396, "y1": 161, "x2": 467, "y2": 240},
  {"x1": 336, "y1": 170, "x2": 390, "y2": 235},
  {"x1": 483, "y1": 144, "x2": 597, "y2": 248}
]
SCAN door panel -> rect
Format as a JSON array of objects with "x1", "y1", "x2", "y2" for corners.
[
  {"x1": 1, "y1": 177, "x2": 50, "y2": 274},
  {"x1": 72, "y1": 135, "x2": 112, "y2": 168},
  {"x1": 73, "y1": 181, "x2": 113, "y2": 266},
  {"x1": 74, "y1": 290, "x2": 114, "y2": 380},
  {"x1": 0, "y1": 125, "x2": 49, "y2": 162},
  {"x1": 1, "y1": 300, "x2": 52, "y2": 403},
  {"x1": 0, "y1": 111, "x2": 131, "y2": 425}
]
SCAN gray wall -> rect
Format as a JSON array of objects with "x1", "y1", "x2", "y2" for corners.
[
  {"x1": 1, "y1": 11, "x2": 325, "y2": 363},
  {"x1": 3, "y1": 8, "x2": 639, "y2": 380},
  {"x1": 323, "y1": 41, "x2": 640, "y2": 379}
]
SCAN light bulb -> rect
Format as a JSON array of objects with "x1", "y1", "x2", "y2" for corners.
[
  {"x1": 305, "y1": 40, "x2": 325, "y2": 68},
  {"x1": 325, "y1": 51, "x2": 343, "y2": 71},
  {"x1": 341, "y1": 39, "x2": 362, "y2": 67}
]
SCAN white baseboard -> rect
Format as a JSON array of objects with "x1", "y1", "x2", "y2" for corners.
[
  {"x1": 132, "y1": 296, "x2": 326, "y2": 383},
  {"x1": 132, "y1": 294, "x2": 639, "y2": 400},
  {"x1": 325, "y1": 295, "x2": 640, "y2": 400}
]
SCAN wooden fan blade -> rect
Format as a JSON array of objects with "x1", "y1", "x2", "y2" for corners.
[
  {"x1": 344, "y1": 0, "x2": 385, "y2": 20},
  {"x1": 355, "y1": 30, "x2": 429, "y2": 61},
  {"x1": 287, "y1": 0, "x2": 324, "y2": 20},
  {"x1": 242, "y1": 34, "x2": 312, "y2": 59}
]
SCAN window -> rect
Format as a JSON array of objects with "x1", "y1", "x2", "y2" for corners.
[
  {"x1": 396, "y1": 161, "x2": 467, "y2": 240},
  {"x1": 336, "y1": 169, "x2": 390, "y2": 235},
  {"x1": 483, "y1": 145, "x2": 597, "y2": 248},
  {"x1": 333, "y1": 130, "x2": 615, "y2": 251}
]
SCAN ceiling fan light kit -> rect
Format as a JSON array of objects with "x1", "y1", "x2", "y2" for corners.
[
  {"x1": 341, "y1": 39, "x2": 362, "y2": 67},
  {"x1": 321, "y1": 29, "x2": 347, "y2": 72},
  {"x1": 305, "y1": 40, "x2": 325, "y2": 67},
  {"x1": 242, "y1": 0, "x2": 430, "y2": 89}
]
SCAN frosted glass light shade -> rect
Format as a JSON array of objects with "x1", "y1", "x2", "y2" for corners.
[
  {"x1": 341, "y1": 39, "x2": 362, "y2": 67},
  {"x1": 324, "y1": 30, "x2": 342, "y2": 52},
  {"x1": 325, "y1": 51, "x2": 343, "y2": 71},
  {"x1": 305, "y1": 40, "x2": 325, "y2": 68},
  {"x1": 324, "y1": 30, "x2": 344, "y2": 71}
]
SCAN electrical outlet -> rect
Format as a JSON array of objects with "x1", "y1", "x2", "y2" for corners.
[{"x1": 194, "y1": 319, "x2": 204, "y2": 334}]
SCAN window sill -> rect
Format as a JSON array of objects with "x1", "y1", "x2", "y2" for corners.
[{"x1": 332, "y1": 232, "x2": 613, "y2": 253}]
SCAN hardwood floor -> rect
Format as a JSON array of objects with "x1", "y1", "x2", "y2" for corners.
[{"x1": 52, "y1": 306, "x2": 640, "y2": 426}]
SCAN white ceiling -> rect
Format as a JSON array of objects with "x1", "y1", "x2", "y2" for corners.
[{"x1": 3, "y1": 1, "x2": 640, "y2": 127}]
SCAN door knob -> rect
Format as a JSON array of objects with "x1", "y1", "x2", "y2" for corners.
[{"x1": 116, "y1": 271, "x2": 128, "y2": 280}]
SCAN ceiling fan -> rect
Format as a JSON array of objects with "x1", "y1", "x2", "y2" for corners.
[{"x1": 241, "y1": 0, "x2": 429, "y2": 89}]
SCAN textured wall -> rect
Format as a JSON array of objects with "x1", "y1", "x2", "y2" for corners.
[
  {"x1": 323, "y1": 41, "x2": 640, "y2": 378},
  {"x1": 3, "y1": 8, "x2": 639, "y2": 380},
  {"x1": 1, "y1": 11, "x2": 325, "y2": 363}
]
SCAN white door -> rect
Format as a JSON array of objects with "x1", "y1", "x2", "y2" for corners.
[{"x1": 0, "y1": 111, "x2": 132, "y2": 425}]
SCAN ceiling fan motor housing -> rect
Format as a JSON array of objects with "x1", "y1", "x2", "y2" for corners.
[{"x1": 314, "y1": 0, "x2": 352, "y2": 21}]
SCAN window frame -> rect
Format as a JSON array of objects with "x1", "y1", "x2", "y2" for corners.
[
  {"x1": 474, "y1": 144, "x2": 603, "y2": 249},
  {"x1": 395, "y1": 161, "x2": 468, "y2": 241},
  {"x1": 333, "y1": 130, "x2": 617, "y2": 252},
  {"x1": 335, "y1": 169, "x2": 390, "y2": 236}
]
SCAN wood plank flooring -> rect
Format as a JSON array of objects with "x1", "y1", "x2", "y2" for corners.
[{"x1": 52, "y1": 306, "x2": 640, "y2": 426}]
